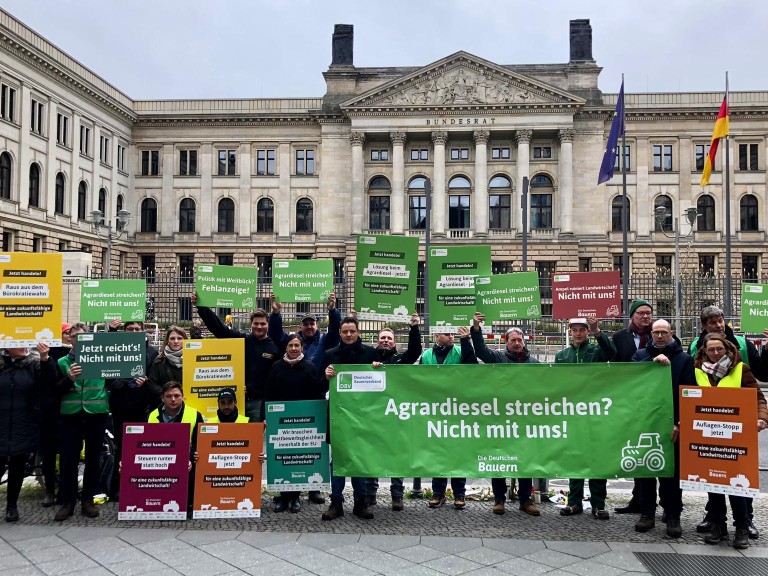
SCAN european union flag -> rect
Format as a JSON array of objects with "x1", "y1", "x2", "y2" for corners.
[{"x1": 597, "y1": 81, "x2": 625, "y2": 185}]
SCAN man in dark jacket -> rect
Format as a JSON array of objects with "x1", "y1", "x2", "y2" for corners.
[
  {"x1": 193, "y1": 293, "x2": 279, "y2": 422},
  {"x1": 631, "y1": 319, "x2": 694, "y2": 538},
  {"x1": 321, "y1": 316, "x2": 378, "y2": 521}
]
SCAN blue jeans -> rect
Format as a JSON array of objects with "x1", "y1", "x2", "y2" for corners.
[
  {"x1": 366, "y1": 477, "x2": 404, "y2": 498},
  {"x1": 246, "y1": 399, "x2": 263, "y2": 422},
  {"x1": 431, "y1": 477, "x2": 465, "y2": 498},
  {"x1": 330, "y1": 462, "x2": 366, "y2": 502},
  {"x1": 492, "y1": 478, "x2": 533, "y2": 504}
]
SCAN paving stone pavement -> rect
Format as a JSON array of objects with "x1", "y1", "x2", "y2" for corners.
[{"x1": 1, "y1": 486, "x2": 766, "y2": 575}]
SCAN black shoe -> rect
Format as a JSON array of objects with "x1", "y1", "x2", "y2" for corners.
[
  {"x1": 308, "y1": 491, "x2": 325, "y2": 505},
  {"x1": 696, "y1": 514, "x2": 713, "y2": 533},
  {"x1": 635, "y1": 514, "x2": 655, "y2": 532},
  {"x1": 290, "y1": 498, "x2": 301, "y2": 513},
  {"x1": 748, "y1": 521, "x2": 759, "y2": 539},
  {"x1": 274, "y1": 499, "x2": 289, "y2": 513},
  {"x1": 615, "y1": 499, "x2": 641, "y2": 514},
  {"x1": 365, "y1": 494, "x2": 377, "y2": 507},
  {"x1": 54, "y1": 503, "x2": 74, "y2": 521},
  {"x1": 322, "y1": 500, "x2": 344, "y2": 521},
  {"x1": 81, "y1": 500, "x2": 100, "y2": 518},
  {"x1": 42, "y1": 492, "x2": 56, "y2": 508},
  {"x1": 666, "y1": 515, "x2": 682, "y2": 538},
  {"x1": 5, "y1": 507, "x2": 19, "y2": 522},
  {"x1": 734, "y1": 527, "x2": 750, "y2": 549},
  {"x1": 704, "y1": 523, "x2": 728, "y2": 544},
  {"x1": 352, "y1": 499, "x2": 374, "y2": 519},
  {"x1": 392, "y1": 497, "x2": 404, "y2": 511}
]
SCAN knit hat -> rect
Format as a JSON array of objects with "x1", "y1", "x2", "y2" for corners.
[{"x1": 629, "y1": 299, "x2": 652, "y2": 318}]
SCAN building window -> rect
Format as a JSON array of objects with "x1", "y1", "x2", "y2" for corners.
[
  {"x1": 536, "y1": 261, "x2": 555, "y2": 300},
  {"x1": 409, "y1": 195, "x2": 426, "y2": 229},
  {"x1": 179, "y1": 149, "x2": 197, "y2": 176},
  {"x1": 77, "y1": 181, "x2": 87, "y2": 220},
  {"x1": 79, "y1": 125, "x2": 91, "y2": 156},
  {"x1": 613, "y1": 255, "x2": 628, "y2": 274},
  {"x1": 410, "y1": 148, "x2": 428, "y2": 161},
  {"x1": 295, "y1": 149, "x2": 314, "y2": 175},
  {"x1": 1, "y1": 84, "x2": 16, "y2": 122},
  {"x1": 370, "y1": 149, "x2": 389, "y2": 161},
  {"x1": 654, "y1": 195, "x2": 673, "y2": 231},
  {"x1": 256, "y1": 149, "x2": 275, "y2": 175},
  {"x1": 333, "y1": 258, "x2": 345, "y2": 284},
  {"x1": 611, "y1": 196, "x2": 631, "y2": 232},
  {"x1": 530, "y1": 174, "x2": 553, "y2": 229},
  {"x1": 491, "y1": 147, "x2": 510, "y2": 160},
  {"x1": 218, "y1": 254, "x2": 234, "y2": 266},
  {"x1": 489, "y1": 175, "x2": 511, "y2": 230},
  {"x1": 178, "y1": 255, "x2": 195, "y2": 284},
  {"x1": 54, "y1": 172, "x2": 65, "y2": 214},
  {"x1": 532, "y1": 146, "x2": 552, "y2": 159},
  {"x1": 28, "y1": 163, "x2": 40, "y2": 207},
  {"x1": 140, "y1": 255, "x2": 156, "y2": 283},
  {"x1": 141, "y1": 150, "x2": 159, "y2": 176},
  {"x1": 492, "y1": 261, "x2": 513, "y2": 275},
  {"x1": 697, "y1": 194, "x2": 715, "y2": 231},
  {"x1": 613, "y1": 145, "x2": 631, "y2": 171},
  {"x1": 116, "y1": 194, "x2": 124, "y2": 214},
  {"x1": 449, "y1": 195, "x2": 470, "y2": 229},
  {"x1": 578, "y1": 258, "x2": 591, "y2": 272},
  {"x1": 740, "y1": 194, "x2": 759, "y2": 231},
  {"x1": 99, "y1": 135, "x2": 110, "y2": 164},
  {"x1": 652, "y1": 144, "x2": 673, "y2": 172},
  {"x1": 739, "y1": 143, "x2": 759, "y2": 171},
  {"x1": 656, "y1": 254, "x2": 673, "y2": 276},
  {"x1": 254, "y1": 198, "x2": 274, "y2": 233},
  {"x1": 56, "y1": 113, "x2": 69, "y2": 146},
  {"x1": 218, "y1": 149, "x2": 236, "y2": 176},
  {"x1": 257, "y1": 255, "x2": 273, "y2": 282},
  {"x1": 30, "y1": 99, "x2": 44, "y2": 135},
  {"x1": 296, "y1": 198, "x2": 313, "y2": 232},
  {"x1": 178, "y1": 298, "x2": 193, "y2": 321},
  {"x1": 179, "y1": 198, "x2": 196, "y2": 233},
  {"x1": 1, "y1": 231, "x2": 12, "y2": 251},
  {"x1": 140, "y1": 198, "x2": 157, "y2": 232},
  {"x1": 217, "y1": 197, "x2": 235, "y2": 233},
  {"x1": 695, "y1": 144, "x2": 710, "y2": 171},
  {"x1": 369, "y1": 196, "x2": 390, "y2": 230},
  {"x1": 97, "y1": 188, "x2": 106, "y2": 216},
  {"x1": 0, "y1": 152, "x2": 11, "y2": 200},
  {"x1": 450, "y1": 148, "x2": 469, "y2": 160},
  {"x1": 32, "y1": 236, "x2": 43, "y2": 252},
  {"x1": 117, "y1": 144, "x2": 126, "y2": 172},
  {"x1": 58, "y1": 240, "x2": 69, "y2": 251},
  {"x1": 742, "y1": 255, "x2": 759, "y2": 281},
  {"x1": 699, "y1": 255, "x2": 715, "y2": 276}
]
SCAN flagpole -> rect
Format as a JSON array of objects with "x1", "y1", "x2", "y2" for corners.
[
  {"x1": 621, "y1": 73, "x2": 629, "y2": 327},
  {"x1": 724, "y1": 72, "x2": 732, "y2": 320}
]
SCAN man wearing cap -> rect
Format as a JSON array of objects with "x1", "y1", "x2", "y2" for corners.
[
  {"x1": 270, "y1": 293, "x2": 341, "y2": 371},
  {"x1": 208, "y1": 388, "x2": 249, "y2": 423},
  {"x1": 611, "y1": 299, "x2": 653, "y2": 515},
  {"x1": 557, "y1": 317, "x2": 616, "y2": 520},
  {"x1": 470, "y1": 312, "x2": 541, "y2": 517}
]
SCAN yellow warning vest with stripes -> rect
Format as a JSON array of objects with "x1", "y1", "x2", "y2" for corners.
[{"x1": 694, "y1": 363, "x2": 743, "y2": 388}]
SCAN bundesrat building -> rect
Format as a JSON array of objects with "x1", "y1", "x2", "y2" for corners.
[{"x1": 1, "y1": 12, "x2": 767, "y2": 299}]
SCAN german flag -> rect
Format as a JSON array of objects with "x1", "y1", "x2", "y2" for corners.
[{"x1": 700, "y1": 98, "x2": 729, "y2": 186}]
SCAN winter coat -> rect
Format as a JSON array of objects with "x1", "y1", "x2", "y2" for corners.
[
  {"x1": 632, "y1": 338, "x2": 695, "y2": 421},
  {"x1": 470, "y1": 328, "x2": 540, "y2": 364},
  {"x1": 264, "y1": 358, "x2": 325, "y2": 403},
  {"x1": 554, "y1": 331, "x2": 616, "y2": 364}
]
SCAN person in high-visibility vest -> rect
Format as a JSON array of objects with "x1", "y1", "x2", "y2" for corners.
[
  {"x1": 207, "y1": 388, "x2": 249, "y2": 423},
  {"x1": 694, "y1": 333, "x2": 768, "y2": 550}
]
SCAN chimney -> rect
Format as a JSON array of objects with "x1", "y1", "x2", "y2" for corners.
[
  {"x1": 569, "y1": 19, "x2": 594, "y2": 62},
  {"x1": 331, "y1": 24, "x2": 354, "y2": 67}
]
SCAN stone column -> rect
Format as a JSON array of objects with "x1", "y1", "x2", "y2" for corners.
[
  {"x1": 350, "y1": 131, "x2": 365, "y2": 234},
  {"x1": 432, "y1": 131, "x2": 448, "y2": 236},
  {"x1": 557, "y1": 129, "x2": 575, "y2": 234},
  {"x1": 473, "y1": 130, "x2": 490, "y2": 237},
  {"x1": 515, "y1": 129, "x2": 532, "y2": 232},
  {"x1": 278, "y1": 142, "x2": 291, "y2": 238},
  {"x1": 390, "y1": 131, "x2": 407, "y2": 234},
  {"x1": 238, "y1": 142, "x2": 251, "y2": 236}
]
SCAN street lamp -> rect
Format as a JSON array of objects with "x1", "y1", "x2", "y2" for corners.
[
  {"x1": 654, "y1": 205, "x2": 698, "y2": 336},
  {"x1": 88, "y1": 209, "x2": 132, "y2": 278}
]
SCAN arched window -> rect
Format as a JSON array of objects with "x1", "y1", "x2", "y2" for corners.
[
  {"x1": 140, "y1": 198, "x2": 157, "y2": 232},
  {"x1": 77, "y1": 181, "x2": 88, "y2": 220},
  {"x1": 257, "y1": 198, "x2": 274, "y2": 232},
  {"x1": 55, "y1": 173, "x2": 65, "y2": 214},
  {"x1": 697, "y1": 194, "x2": 715, "y2": 231},
  {"x1": 448, "y1": 176, "x2": 471, "y2": 229},
  {"x1": 368, "y1": 176, "x2": 391, "y2": 230},
  {"x1": 28, "y1": 163, "x2": 40, "y2": 207},
  {"x1": 489, "y1": 174, "x2": 511, "y2": 229},
  {"x1": 179, "y1": 198, "x2": 196, "y2": 232},
  {"x1": 448, "y1": 175, "x2": 471, "y2": 189},
  {"x1": 611, "y1": 196, "x2": 631, "y2": 232},
  {"x1": 217, "y1": 197, "x2": 235, "y2": 233},
  {"x1": 740, "y1": 194, "x2": 759, "y2": 231},
  {"x1": 116, "y1": 194, "x2": 124, "y2": 214},
  {"x1": 98, "y1": 187, "x2": 107, "y2": 216},
  {"x1": 408, "y1": 176, "x2": 427, "y2": 229},
  {"x1": 531, "y1": 174, "x2": 553, "y2": 229},
  {"x1": 654, "y1": 195, "x2": 673, "y2": 232},
  {"x1": 0, "y1": 152, "x2": 11, "y2": 200},
  {"x1": 296, "y1": 198, "x2": 313, "y2": 233}
]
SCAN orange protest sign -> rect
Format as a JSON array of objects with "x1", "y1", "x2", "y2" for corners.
[
  {"x1": 193, "y1": 422, "x2": 264, "y2": 519},
  {"x1": 679, "y1": 386, "x2": 759, "y2": 497}
]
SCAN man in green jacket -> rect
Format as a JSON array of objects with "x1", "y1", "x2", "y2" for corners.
[{"x1": 556, "y1": 317, "x2": 616, "y2": 520}]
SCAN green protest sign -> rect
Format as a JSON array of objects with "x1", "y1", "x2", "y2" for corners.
[
  {"x1": 475, "y1": 272, "x2": 541, "y2": 323},
  {"x1": 195, "y1": 264, "x2": 257, "y2": 309},
  {"x1": 74, "y1": 331, "x2": 147, "y2": 380},
  {"x1": 265, "y1": 400, "x2": 330, "y2": 491},
  {"x1": 428, "y1": 245, "x2": 491, "y2": 333},
  {"x1": 272, "y1": 260, "x2": 333, "y2": 303},
  {"x1": 741, "y1": 283, "x2": 768, "y2": 333},
  {"x1": 80, "y1": 279, "x2": 146, "y2": 322},
  {"x1": 354, "y1": 234, "x2": 418, "y2": 321},
  {"x1": 330, "y1": 363, "x2": 674, "y2": 479}
]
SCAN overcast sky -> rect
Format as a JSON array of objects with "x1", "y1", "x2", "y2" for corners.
[{"x1": 2, "y1": 0, "x2": 765, "y2": 100}]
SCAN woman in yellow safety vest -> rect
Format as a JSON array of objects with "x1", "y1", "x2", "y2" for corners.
[{"x1": 694, "y1": 333, "x2": 768, "y2": 550}]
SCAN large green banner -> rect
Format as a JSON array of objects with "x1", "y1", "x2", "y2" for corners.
[
  {"x1": 273, "y1": 260, "x2": 333, "y2": 303},
  {"x1": 475, "y1": 272, "x2": 541, "y2": 323},
  {"x1": 195, "y1": 264, "x2": 258, "y2": 309},
  {"x1": 330, "y1": 363, "x2": 674, "y2": 479},
  {"x1": 80, "y1": 279, "x2": 147, "y2": 322},
  {"x1": 741, "y1": 283, "x2": 768, "y2": 333},
  {"x1": 428, "y1": 245, "x2": 491, "y2": 333},
  {"x1": 354, "y1": 234, "x2": 418, "y2": 321}
]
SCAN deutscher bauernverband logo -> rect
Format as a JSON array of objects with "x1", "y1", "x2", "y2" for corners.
[{"x1": 336, "y1": 372, "x2": 386, "y2": 392}]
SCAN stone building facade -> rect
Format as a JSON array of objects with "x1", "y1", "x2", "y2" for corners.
[{"x1": 1, "y1": 13, "x2": 767, "y2": 298}]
